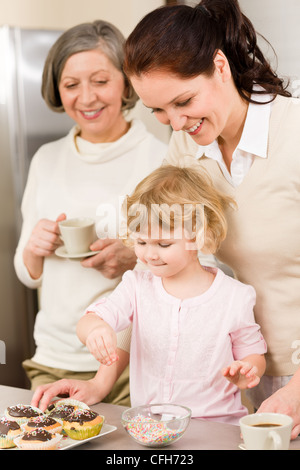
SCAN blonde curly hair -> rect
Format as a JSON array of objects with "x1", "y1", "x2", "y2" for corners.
[{"x1": 122, "y1": 164, "x2": 235, "y2": 254}]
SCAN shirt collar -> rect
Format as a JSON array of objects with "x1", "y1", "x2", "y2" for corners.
[{"x1": 196, "y1": 86, "x2": 272, "y2": 161}]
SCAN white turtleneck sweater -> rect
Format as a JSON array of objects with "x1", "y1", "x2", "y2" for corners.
[{"x1": 14, "y1": 119, "x2": 167, "y2": 371}]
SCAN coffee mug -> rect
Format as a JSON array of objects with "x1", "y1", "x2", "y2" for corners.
[
  {"x1": 59, "y1": 217, "x2": 96, "y2": 255},
  {"x1": 239, "y1": 412, "x2": 293, "y2": 450}
]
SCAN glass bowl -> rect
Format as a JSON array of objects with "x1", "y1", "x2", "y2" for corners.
[{"x1": 121, "y1": 403, "x2": 191, "y2": 447}]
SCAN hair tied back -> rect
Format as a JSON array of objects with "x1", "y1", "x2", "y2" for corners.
[{"x1": 195, "y1": 3, "x2": 212, "y2": 18}]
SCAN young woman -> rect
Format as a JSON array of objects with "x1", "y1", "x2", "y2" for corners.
[
  {"x1": 123, "y1": 0, "x2": 300, "y2": 437},
  {"x1": 77, "y1": 165, "x2": 266, "y2": 425}
]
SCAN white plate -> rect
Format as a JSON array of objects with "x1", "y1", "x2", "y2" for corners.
[
  {"x1": 59, "y1": 423, "x2": 117, "y2": 450},
  {"x1": 5, "y1": 423, "x2": 117, "y2": 450},
  {"x1": 55, "y1": 246, "x2": 100, "y2": 259}
]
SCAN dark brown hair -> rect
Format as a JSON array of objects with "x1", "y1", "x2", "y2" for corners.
[{"x1": 124, "y1": 0, "x2": 291, "y2": 104}]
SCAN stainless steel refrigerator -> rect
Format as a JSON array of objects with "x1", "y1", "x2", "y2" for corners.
[{"x1": 0, "y1": 26, "x2": 73, "y2": 387}]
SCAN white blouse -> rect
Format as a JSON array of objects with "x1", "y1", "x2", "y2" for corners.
[{"x1": 196, "y1": 86, "x2": 272, "y2": 187}]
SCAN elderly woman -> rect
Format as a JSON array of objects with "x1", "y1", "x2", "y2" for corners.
[{"x1": 15, "y1": 20, "x2": 167, "y2": 407}]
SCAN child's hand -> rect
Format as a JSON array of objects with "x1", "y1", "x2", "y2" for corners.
[
  {"x1": 85, "y1": 323, "x2": 118, "y2": 366},
  {"x1": 222, "y1": 360, "x2": 260, "y2": 390}
]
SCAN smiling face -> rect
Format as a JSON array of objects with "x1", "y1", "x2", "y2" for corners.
[
  {"x1": 130, "y1": 51, "x2": 245, "y2": 147},
  {"x1": 133, "y1": 226, "x2": 199, "y2": 280},
  {"x1": 59, "y1": 49, "x2": 128, "y2": 143}
]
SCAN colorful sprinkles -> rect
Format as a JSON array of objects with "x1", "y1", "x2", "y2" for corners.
[{"x1": 124, "y1": 414, "x2": 184, "y2": 446}]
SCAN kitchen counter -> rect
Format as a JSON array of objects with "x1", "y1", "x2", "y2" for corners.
[{"x1": 1, "y1": 385, "x2": 300, "y2": 452}]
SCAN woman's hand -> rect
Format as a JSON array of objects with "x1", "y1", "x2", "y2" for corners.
[
  {"x1": 222, "y1": 360, "x2": 260, "y2": 390},
  {"x1": 257, "y1": 379, "x2": 300, "y2": 439},
  {"x1": 23, "y1": 213, "x2": 66, "y2": 279},
  {"x1": 31, "y1": 378, "x2": 102, "y2": 412},
  {"x1": 81, "y1": 238, "x2": 136, "y2": 279},
  {"x1": 25, "y1": 213, "x2": 66, "y2": 258},
  {"x1": 31, "y1": 349, "x2": 129, "y2": 412}
]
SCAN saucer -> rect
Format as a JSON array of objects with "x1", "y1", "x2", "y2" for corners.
[{"x1": 55, "y1": 245, "x2": 100, "y2": 259}]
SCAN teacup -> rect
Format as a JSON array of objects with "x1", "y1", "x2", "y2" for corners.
[
  {"x1": 59, "y1": 217, "x2": 96, "y2": 255},
  {"x1": 239, "y1": 412, "x2": 293, "y2": 450}
]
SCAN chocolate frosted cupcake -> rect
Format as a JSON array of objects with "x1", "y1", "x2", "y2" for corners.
[
  {"x1": 14, "y1": 429, "x2": 62, "y2": 450},
  {"x1": 22, "y1": 415, "x2": 62, "y2": 434},
  {"x1": 62, "y1": 409, "x2": 104, "y2": 440},
  {"x1": 4, "y1": 404, "x2": 43, "y2": 425},
  {"x1": 0, "y1": 417, "x2": 22, "y2": 448},
  {"x1": 46, "y1": 403, "x2": 76, "y2": 424},
  {"x1": 46, "y1": 399, "x2": 90, "y2": 425}
]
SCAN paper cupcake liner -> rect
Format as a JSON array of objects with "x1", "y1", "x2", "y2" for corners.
[
  {"x1": 63, "y1": 422, "x2": 103, "y2": 440},
  {"x1": 14, "y1": 432, "x2": 63, "y2": 450},
  {"x1": 0, "y1": 432, "x2": 23, "y2": 449},
  {"x1": 51, "y1": 399, "x2": 90, "y2": 410}
]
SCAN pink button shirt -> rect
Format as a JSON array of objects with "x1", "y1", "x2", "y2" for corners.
[{"x1": 87, "y1": 267, "x2": 267, "y2": 425}]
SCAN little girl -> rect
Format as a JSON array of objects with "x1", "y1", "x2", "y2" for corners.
[{"x1": 77, "y1": 165, "x2": 266, "y2": 425}]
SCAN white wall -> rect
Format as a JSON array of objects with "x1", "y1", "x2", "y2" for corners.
[
  {"x1": 239, "y1": 0, "x2": 300, "y2": 91},
  {"x1": 0, "y1": 0, "x2": 160, "y2": 35},
  {"x1": 185, "y1": 0, "x2": 300, "y2": 93},
  {"x1": 0, "y1": 0, "x2": 170, "y2": 143}
]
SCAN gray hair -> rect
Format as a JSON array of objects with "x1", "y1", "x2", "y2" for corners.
[{"x1": 42, "y1": 20, "x2": 139, "y2": 112}]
